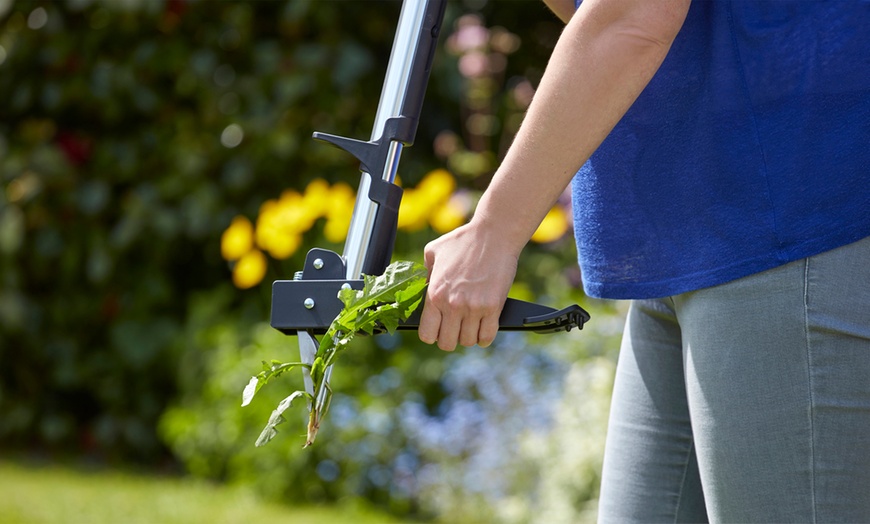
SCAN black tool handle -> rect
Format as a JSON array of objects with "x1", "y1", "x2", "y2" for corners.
[{"x1": 270, "y1": 278, "x2": 590, "y2": 336}]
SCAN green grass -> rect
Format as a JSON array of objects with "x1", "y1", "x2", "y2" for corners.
[{"x1": 0, "y1": 460, "x2": 415, "y2": 524}]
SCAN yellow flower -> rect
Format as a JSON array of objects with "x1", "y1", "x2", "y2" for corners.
[
  {"x1": 256, "y1": 198, "x2": 280, "y2": 233},
  {"x1": 276, "y1": 190, "x2": 317, "y2": 233},
  {"x1": 254, "y1": 190, "x2": 315, "y2": 259},
  {"x1": 254, "y1": 214, "x2": 299, "y2": 259},
  {"x1": 277, "y1": 189, "x2": 303, "y2": 208},
  {"x1": 397, "y1": 189, "x2": 430, "y2": 232},
  {"x1": 220, "y1": 216, "x2": 254, "y2": 261},
  {"x1": 326, "y1": 182, "x2": 356, "y2": 217},
  {"x1": 302, "y1": 178, "x2": 332, "y2": 219},
  {"x1": 531, "y1": 206, "x2": 570, "y2": 243},
  {"x1": 430, "y1": 198, "x2": 467, "y2": 233},
  {"x1": 322, "y1": 182, "x2": 357, "y2": 243},
  {"x1": 255, "y1": 202, "x2": 280, "y2": 246},
  {"x1": 267, "y1": 231, "x2": 302, "y2": 259},
  {"x1": 396, "y1": 170, "x2": 458, "y2": 233},
  {"x1": 232, "y1": 249, "x2": 267, "y2": 289},
  {"x1": 417, "y1": 169, "x2": 455, "y2": 204},
  {"x1": 324, "y1": 209, "x2": 352, "y2": 243}
]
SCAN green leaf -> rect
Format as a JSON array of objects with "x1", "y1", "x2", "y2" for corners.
[
  {"x1": 360, "y1": 260, "x2": 428, "y2": 309},
  {"x1": 353, "y1": 308, "x2": 380, "y2": 335},
  {"x1": 337, "y1": 286, "x2": 358, "y2": 309},
  {"x1": 374, "y1": 303, "x2": 402, "y2": 333},
  {"x1": 241, "y1": 377, "x2": 259, "y2": 407},
  {"x1": 248, "y1": 260, "x2": 429, "y2": 448},
  {"x1": 395, "y1": 280, "x2": 427, "y2": 318},
  {"x1": 332, "y1": 261, "x2": 424, "y2": 323},
  {"x1": 255, "y1": 390, "x2": 307, "y2": 447},
  {"x1": 310, "y1": 356, "x2": 327, "y2": 386},
  {"x1": 240, "y1": 361, "x2": 306, "y2": 407}
]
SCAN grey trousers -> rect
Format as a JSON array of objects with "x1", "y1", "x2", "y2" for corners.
[{"x1": 598, "y1": 235, "x2": 870, "y2": 523}]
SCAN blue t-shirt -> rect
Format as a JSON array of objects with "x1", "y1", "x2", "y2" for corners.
[{"x1": 572, "y1": 0, "x2": 870, "y2": 299}]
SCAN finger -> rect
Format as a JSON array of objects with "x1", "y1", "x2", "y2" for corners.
[
  {"x1": 418, "y1": 293, "x2": 441, "y2": 345},
  {"x1": 436, "y1": 310, "x2": 461, "y2": 352},
  {"x1": 458, "y1": 318, "x2": 481, "y2": 348},
  {"x1": 477, "y1": 313, "x2": 499, "y2": 348}
]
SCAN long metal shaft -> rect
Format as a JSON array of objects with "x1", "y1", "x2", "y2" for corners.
[
  {"x1": 342, "y1": 0, "x2": 429, "y2": 280},
  {"x1": 316, "y1": 0, "x2": 433, "y2": 417}
]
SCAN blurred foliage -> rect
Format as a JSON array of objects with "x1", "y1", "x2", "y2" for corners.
[
  {"x1": 0, "y1": 0, "x2": 623, "y2": 522},
  {"x1": 0, "y1": 0, "x2": 417, "y2": 461}
]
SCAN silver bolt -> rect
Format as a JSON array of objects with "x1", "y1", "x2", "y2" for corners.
[
  {"x1": 293, "y1": 271, "x2": 304, "y2": 281},
  {"x1": 340, "y1": 283, "x2": 352, "y2": 290},
  {"x1": 303, "y1": 298, "x2": 315, "y2": 309},
  {"x1": 313, "y1": 258, "x2": 324, "y2": 270}
]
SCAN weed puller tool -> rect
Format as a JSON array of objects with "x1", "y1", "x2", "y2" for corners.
[{"x1": 266, "y1": 0, "x2": 589, "y2": 445}]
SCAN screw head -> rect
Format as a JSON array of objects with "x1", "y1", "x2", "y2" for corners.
[
  {"x1": 313, "y1": 258, "x2": 324, "y2": 270},
  {"x1": 303, "y1": 298, "x2": 315, "y2": 309},
  {"x1": 340, "y1": 283, "x2": 352, "y2": 290}
]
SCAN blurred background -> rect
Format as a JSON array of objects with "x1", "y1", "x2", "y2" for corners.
[{"x1": 0, "y1": 0, "x2": 627, "y2": 522}]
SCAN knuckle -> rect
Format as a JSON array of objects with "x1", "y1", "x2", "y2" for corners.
[
  {"x1": 427, "y1": 289, "x2": 449, "y2": 310},
  {"x1": 469, "y1": 298, "x2": 492, "y2": 314},
  {"x1": 445, "y1": 295, "x2": 464, "y2": 311},
  {"x1": 466, "y1": 294, "x2": 500, "y2": 314},
  {"x1": 423, "y1": 241, "x2": 438, "y2": 262}
]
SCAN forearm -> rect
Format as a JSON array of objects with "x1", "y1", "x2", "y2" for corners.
[
  {"x1": 419, "y1": 0, "x2": 690, "y2": 350},
  {"x1": 473, "y1": 0, "x2": 689, "y2": 253}
]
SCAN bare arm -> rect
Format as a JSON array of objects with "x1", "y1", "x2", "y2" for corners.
[{"x1": 419, "y1": 0, "x2": 691, "y2": 351}]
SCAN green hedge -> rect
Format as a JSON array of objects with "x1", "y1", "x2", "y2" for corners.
[{"x1": 0, "y1": 0, "x2": 413, "y2": 459}]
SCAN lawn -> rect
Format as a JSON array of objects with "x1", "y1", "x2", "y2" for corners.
[{"x1": 0, "y1": 460, "x2": 415, "y2": 524}]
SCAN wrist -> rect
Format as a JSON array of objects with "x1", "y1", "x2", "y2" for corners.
[{"x1": 467, "y1": 207, "x2": 529, "y2": 260}]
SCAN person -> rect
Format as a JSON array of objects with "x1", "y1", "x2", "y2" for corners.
[{"x1": 418, "y1": 0, "x2": 870, "y2": 521}]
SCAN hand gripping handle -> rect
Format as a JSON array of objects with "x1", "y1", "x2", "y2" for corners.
[{"x1": 270, "y1": 278, "x2": 590, "y2": 336}]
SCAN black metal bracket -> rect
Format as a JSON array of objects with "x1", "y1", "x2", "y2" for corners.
[{"x1": 313, "y1": 121, "x2": 409, "y2": 277}]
